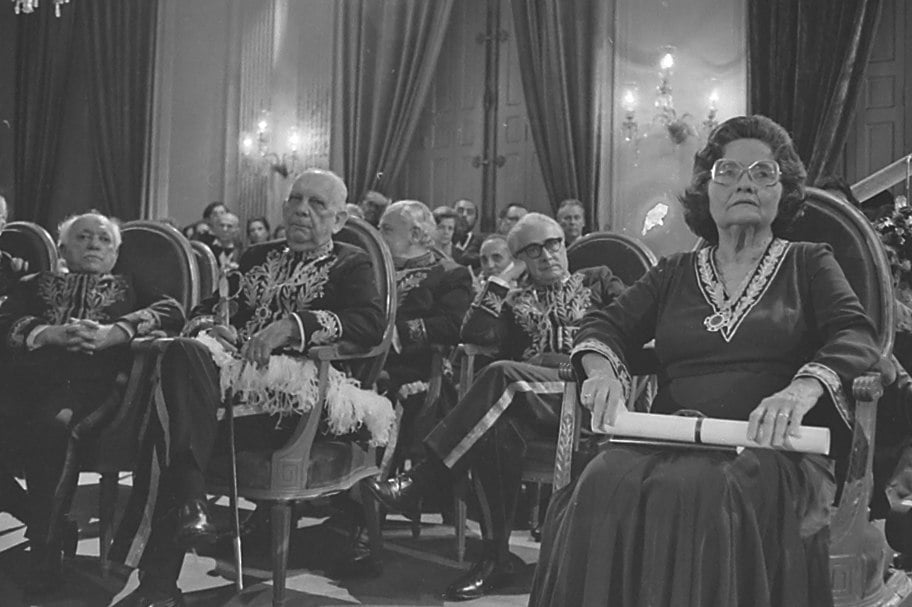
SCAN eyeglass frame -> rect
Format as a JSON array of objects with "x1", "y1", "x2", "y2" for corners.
[
  {"x1": 710, "y1": 159, "x2": 781, "y2": 187},
  {"x1": 515, "y1": 236, "x2": 565, "y2": 259}
]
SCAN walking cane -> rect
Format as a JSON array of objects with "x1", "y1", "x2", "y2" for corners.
[{"x1": 218, "y1": 269, "x2": 244, "y2": 591}]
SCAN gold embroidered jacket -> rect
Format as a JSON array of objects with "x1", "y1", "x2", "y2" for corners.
[
  {"x1": 463, "y1": 266, "x2": 626, "y2": 362},
  {"x1": 186, "y1": 240, "x2": 385, "y2": 351},
  {"x1": 0, "y1": 270, "x2": 184, "y2": 352}
]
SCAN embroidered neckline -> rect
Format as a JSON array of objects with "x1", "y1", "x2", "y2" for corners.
[
  {"x1": 395, "y1": 251, "x2": 436, "y2": 270},
  {"x1": 285, "y1": 240, "x2": 334, "y2": 262},
  {"x1": 695, "y1": 238, "x2": 790, "y2": 342}
]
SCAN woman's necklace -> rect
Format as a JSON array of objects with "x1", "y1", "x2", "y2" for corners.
[{"x1": 703, "y1": 237, "x2": 773, "y2": 332}]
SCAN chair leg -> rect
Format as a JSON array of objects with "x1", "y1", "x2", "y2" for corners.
[
  {"x1": 410, "y1": 497, "x2": 422, "y2": 538},
  {"x1": 359, "y1": 480, "x2": 384, "y2": 561},
  {"x1": 98, "y1": 472, "x2": 118, "y2": 576},
  {"x1": 271, "y1": 500, "x2": 292, "y2": 607},
  {"x1": 454, "y1": 476, "x2": 468, "y2": 563}
]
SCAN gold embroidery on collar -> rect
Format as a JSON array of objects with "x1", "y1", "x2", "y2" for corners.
[
  {"x1": 511, "y1": 272, "x2": 593, "y2": 359},
  {"x1": 696, "y1": 238, "x2": 790, "y2": 342}
]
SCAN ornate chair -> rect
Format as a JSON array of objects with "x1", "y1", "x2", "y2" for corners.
[
  {"x1": 0, "y1": 220, "x2": 58, "y2": 274},
  {"x1": 77, "y1": 221, "x2": 199, "y2": 572},
  {"x1": 452, "y1": 232, "x2": 657, "y2": 562},
  {"x1": 553, "y1": 188, "x2": 896, "y2": 607},
  {"x1": 206, "y1": 217, "x2": 397, "y2": 607},
  {"x1": 190, "y1": 239, "x2": 218, "y2": 305}
]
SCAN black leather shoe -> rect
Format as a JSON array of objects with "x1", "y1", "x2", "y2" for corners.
[
  {"x1": 113, "y1": 587, "x2": 186, "y2": 607},
  {"x1": 175, "y1": 499, "x2": 217, "y2": 549},
  {"x1": 365, "y1": 472, "x2": 420, "y2": 513},
  {"x1": 443, "y1": 552, "x2": 524, "y2": 601},
  {"x1": 530, "y1": 523, "x2": 542, "y2": 543}
]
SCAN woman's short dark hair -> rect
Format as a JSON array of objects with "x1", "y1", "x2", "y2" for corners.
[
  {"x1": 432, "y1": 205, "x2": 458, "y2": 224},
  {"x1": 246, "y1": 216, "x2": 270, "y2": 233},
  {"x1": 679, "y1": 115, "x2": 807, "y2": 244}
]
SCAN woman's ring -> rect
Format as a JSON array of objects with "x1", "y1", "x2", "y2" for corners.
[{"x1": 776, "y1": 411, "x2": 789, "y2": 418}]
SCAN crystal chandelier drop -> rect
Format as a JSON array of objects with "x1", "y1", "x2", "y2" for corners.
[{"x1": 13, "y1": 0, "x2": 71, "y2": 17}]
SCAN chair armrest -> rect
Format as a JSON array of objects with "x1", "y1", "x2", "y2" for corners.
[
  {"x1": 831, "y1": 371, "x2": 883, "y2": 549},
  {"x1": 459, "y1": 343, "x2": 499, "y2": 358},
  {"x1": 307, "y1": 341, "x2": 386, "y2": 362},
  {"x1": 105, "y1": 337, "x2": 174, "y2": 429}
]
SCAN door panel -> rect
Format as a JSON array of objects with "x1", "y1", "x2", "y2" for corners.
[{"x1": 395, "y1": 0, "x2": 486, "y2": 209}]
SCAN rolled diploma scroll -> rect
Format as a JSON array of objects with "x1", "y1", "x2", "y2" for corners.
[{"x1": 593, "y1": 406, "x2": 830, "y2": 455}]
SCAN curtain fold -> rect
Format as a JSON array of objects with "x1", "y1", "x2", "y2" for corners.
[
  {"x1": 14, "y1": 6, "x2": 78, "y2": 223},
  {"x1": 748, "y1": 0, "x2": 883, "y2": 182},
  {"x1": 336, "y1": 0, "x2": 454, "y2": 202},
  {"x1": 510, "y1": 0, "x2": 601, "y2": 221},
  {"x1": 81, "y1": 0, "x2": 158, "y2": 221}
]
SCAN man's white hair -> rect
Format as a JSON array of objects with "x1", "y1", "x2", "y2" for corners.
[
  {"x1": 506, "y1": 212, "x2": 561, "y2": 255},
  {"x1": 57, "y1": 211, "x2": 122, "y2": 249},
  {"x1": 384, "y1": 200, "x2": 437, "y2": 248}
]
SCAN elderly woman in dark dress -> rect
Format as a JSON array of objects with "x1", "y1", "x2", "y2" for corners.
[{"x1": 530, "y1": 115, "x2": 881, "y2": 607}]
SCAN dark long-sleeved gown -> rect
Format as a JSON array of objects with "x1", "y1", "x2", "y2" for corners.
[{"x1": 530, "y1": 240, "x2": 880, "y2": 607}]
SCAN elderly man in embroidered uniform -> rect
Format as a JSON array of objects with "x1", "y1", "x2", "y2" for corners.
[
  {"x1": 368, "y1": 212, "x2": 627, "y2": 600},
  {"x1": 111, "y1": 169, "x2": 387, "y2": 607},
  {"x1": 329, "y1": 200, "x2": 474, "y2": 576},
  {"x1": 0, "y1": 212, "x2": 184, "y2": 594}
]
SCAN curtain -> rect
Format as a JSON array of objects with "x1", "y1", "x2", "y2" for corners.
[
  {"x1": 81, "y1": 0, "x2": 158, "y2": 222},
  {"x1": 511, "y1": 0, "x2": 602, "y2": 220},
  {"x1": 335, "y1": 0, "x2": 454, "y2": 202},
  {"x1": 14, "y1": 6, "x2": 78, "y2": 223},
  {"x1": 748, "y1": 0, "x2": 883, "y2": 182}
]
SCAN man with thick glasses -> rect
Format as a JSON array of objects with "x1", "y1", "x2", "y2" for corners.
[{"x1": 368, "y1": 213, "x2": 627, "y2": 601}]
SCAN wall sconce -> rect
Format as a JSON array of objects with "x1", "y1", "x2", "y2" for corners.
[
  {"x1": 240, "y1": 110, "x2": 302, "y2": 178},
  {"x1": 619, "y1": 47, "x2": 721, "y2": 148}
]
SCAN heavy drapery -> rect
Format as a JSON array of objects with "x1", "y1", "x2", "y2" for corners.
[
  {"x1": 510, "y1": 0, "x2": 603, "y2": 221},
  {"x1": 334, "y1": 0, "x2": 454, "y2": 202},
  {"x1": 748, "y1": 0, "x2": 883, "y2": 183},
  {"x1": 14, "y1": 7, "x2": 77, "y2": 224},
  {"x1": 81, "y1": 0, "x2": 158, "y2": 222},
  {"x1": 13, "y1": 0, "x2": 156, "y2": 225}
]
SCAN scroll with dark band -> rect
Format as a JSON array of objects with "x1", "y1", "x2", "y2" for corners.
[{"x1": 592, "y1": 409, "x2": 830, "y2": 455}]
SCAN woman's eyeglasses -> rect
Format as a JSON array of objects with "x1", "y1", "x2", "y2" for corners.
[
  {"x1": 517, "y1": 237, "x2": 564, "y2": 259},
  {"x1": 711, "y1": 159, "x2": 781, "y2": 187}
]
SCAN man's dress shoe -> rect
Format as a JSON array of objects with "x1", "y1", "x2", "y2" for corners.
[
  {"x1": 365, "y1": 472, "x2": 419, "y2": 512},
  {"x1": 443, "y1": 552, "x2": 524, "y2": 601},
  {"x1": 175, "y1": 499, "x2": 217, "y2": 549}
]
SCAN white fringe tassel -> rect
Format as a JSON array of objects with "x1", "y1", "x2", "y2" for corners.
[{"x1": 196, "y1": 334, "x2": 395, "y2": 446}]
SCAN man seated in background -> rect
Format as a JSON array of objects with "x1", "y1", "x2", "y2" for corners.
[
  {"x1": 368, "y1": 213, "x2": 627, "y2": 600},
  {"x1": 359, "y1": 190, "x2": 391, "y2": 227},
  {"x1": 477, "y1": 234, "x2": 522, "y2": 292},
  {"x1": 0, "y1": 212, "x2": 184, "y2": 595},
  {"x1": 556, "y1": 198, "x2": 586, "y2": 246},
  {"x1": 111, "y1": 168, "x2": 388, "y2": 607},
  {"x1": 496, "y1": 203, "x2": 528, "y2": 236},
  {"x1": 196, "y1": 201, "x2": 229, "y2": 247},
  {"x1": 335, "y1": 200, "x2": 473, "y2": 575},
  {"x1": 452, "y1": 198, "x2": 484, "y2": 271},
  {"x1": 209, "y1": 212, "x2": 242, "y2": 270}
]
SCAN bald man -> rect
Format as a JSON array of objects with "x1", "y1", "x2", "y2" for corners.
[
  {"x1": 369, "y1": 213, "x2": 627, "y2": 600},
  {"x1": 112, "y1": 169, "x2": 386, "y2": 606}
]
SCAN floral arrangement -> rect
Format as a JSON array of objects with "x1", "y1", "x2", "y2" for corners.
[{"x1": 874, "y1": 206, "x2": 912, "y2": 292}]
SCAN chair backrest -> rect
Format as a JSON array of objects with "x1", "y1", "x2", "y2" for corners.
[
  {"x1": 0, "y1": 221, "x2": 58, "y2": 272},
  {"x1": 568, "y1": 231, "x2": 657, "y2": 285},
  {"x1": 333, "y1": 217, "x2": 397, "y2": 388},
  {"x1": 789, "y1": 187, "x2": 893, "y2": 359},
  {"x1": 114, "y1": 220, "x2": 198, "y2": 312},
  {"x1": 190, "y1": 239, "x2": 218, "y2": 304}
]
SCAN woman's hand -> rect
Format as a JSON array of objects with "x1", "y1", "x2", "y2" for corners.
[
  {"x1": 208, "y1": 324, "x2": 239, "y2": 353},
  {"x1": 580, "y1": 373, "x2": 625, "y2": 429},
  {"x1": 747, "y1": 377, "x2": 824, "y2": 448}
]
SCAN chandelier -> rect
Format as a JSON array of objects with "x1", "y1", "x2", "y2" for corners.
[
  {"x1": 619, "y1": 47, "x2": 719, "y2": 148},
  {"x1": 13, "y1": 0, "x2": 70, "y2": 16},
  {"x1": 239, "y1": 111, "x2": 303, "y2": 178}
]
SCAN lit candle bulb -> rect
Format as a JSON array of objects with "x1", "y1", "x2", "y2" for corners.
[
  {"x1": 708, "y1": 90, "x2": 719, "y2": 111},
  {"x1": 659, "y1": 53, "x2": 674, "y2": 71},
  {"x1": 287, "y1": 126, "x2": 301, "y2": 154},
  {"x1": 622, "y1": 89, "x2": 637, "y2": 113},
  {"x1": 241, "y1": 134, "x2": 255, "y2": 156}
]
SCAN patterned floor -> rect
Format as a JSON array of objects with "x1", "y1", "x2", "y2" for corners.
[{"x1": 0, "y1": 474, "x2": 539, "y2": 606}]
